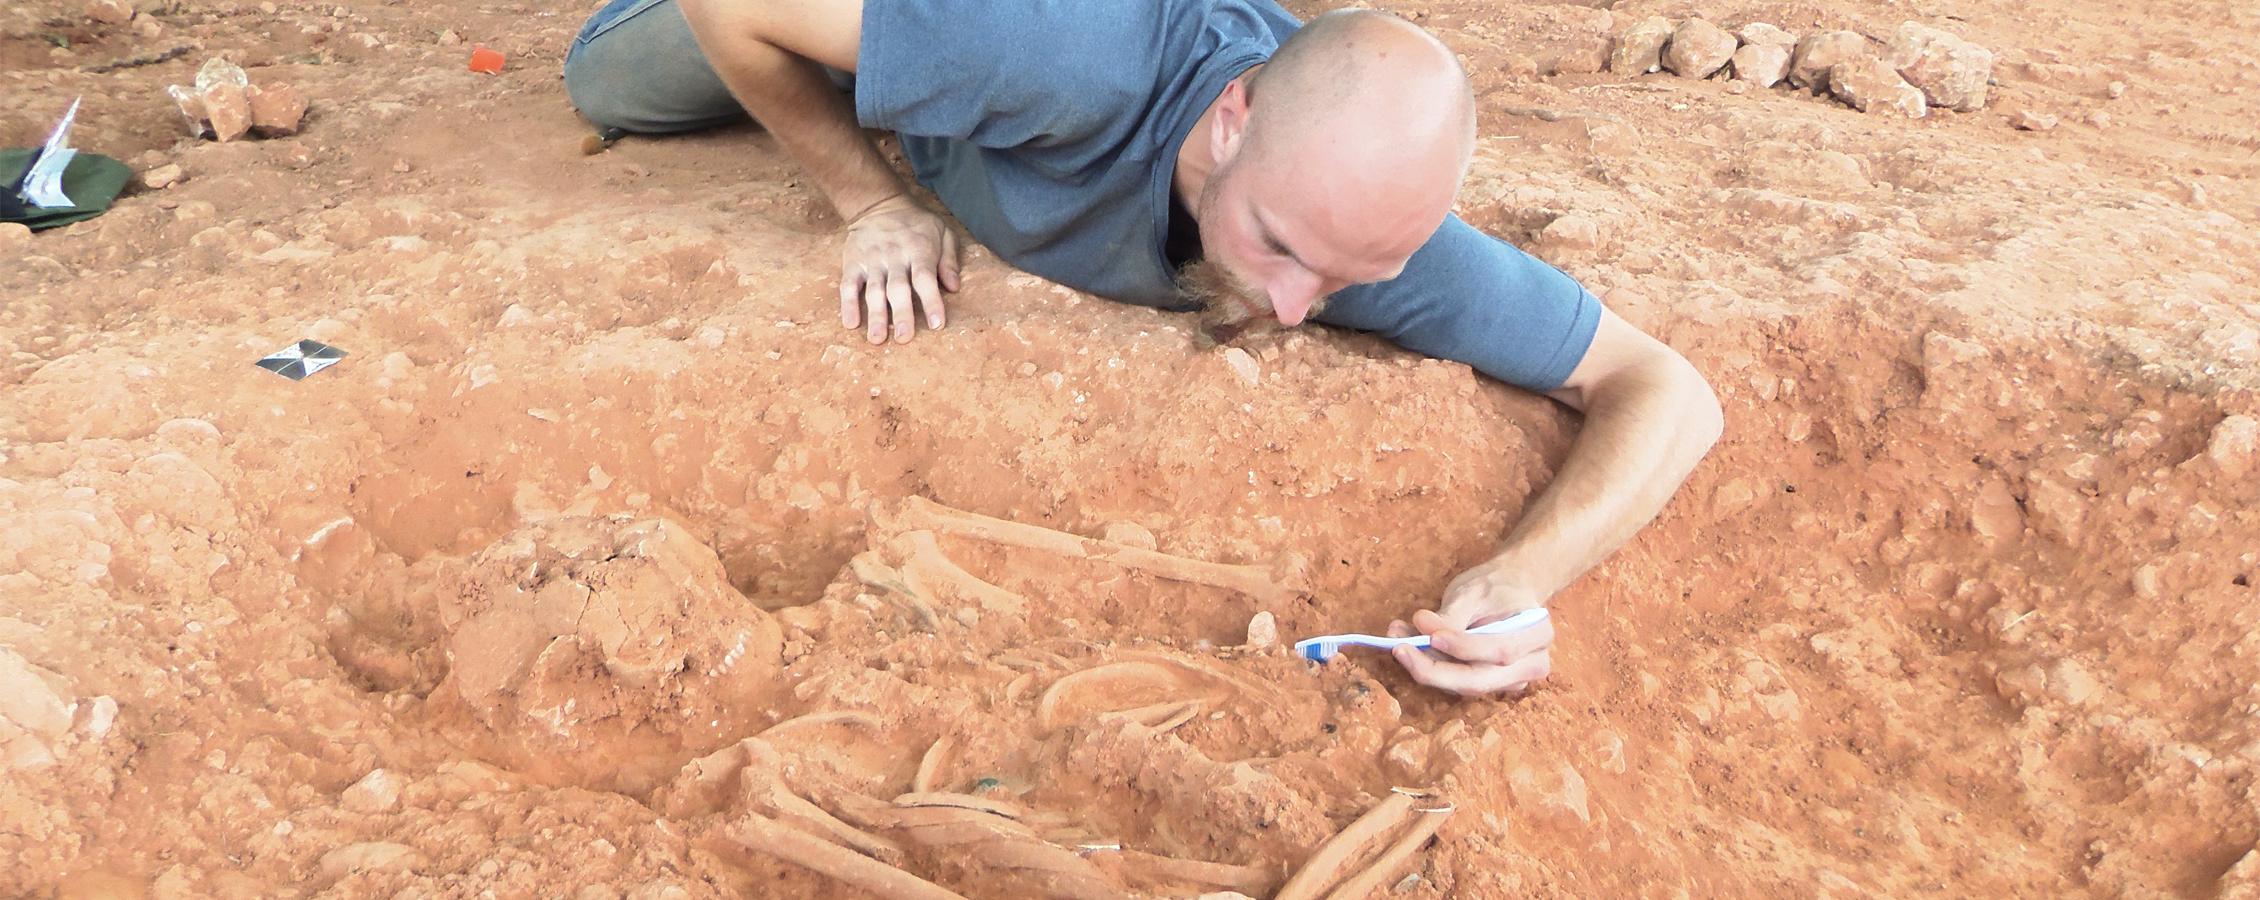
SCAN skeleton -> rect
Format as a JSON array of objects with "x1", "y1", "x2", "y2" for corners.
[{"x1": 701, "y1": 499, "x2": 1448, "y2": 899}]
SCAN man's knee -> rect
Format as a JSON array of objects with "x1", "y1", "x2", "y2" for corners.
[{"x1": 563, "y1": 0, "x2": 747, "y2": 133}]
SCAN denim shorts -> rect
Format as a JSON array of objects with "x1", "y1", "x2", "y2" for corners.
[{"x1": 563, "y1": 0, "x2": 748, "y2": 133}]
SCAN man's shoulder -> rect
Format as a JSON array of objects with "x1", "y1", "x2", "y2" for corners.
[{"x1": 859, "y1": 0, "x2": 1294, "y2": 147}]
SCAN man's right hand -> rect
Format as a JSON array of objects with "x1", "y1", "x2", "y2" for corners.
[{"x1": 841, "y1": 194, "x2": 961, "y2": 344}]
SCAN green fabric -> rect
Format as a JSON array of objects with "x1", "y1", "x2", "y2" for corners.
[{"x1": 1, "y1": 147, "x2": 131, "y2": 231}]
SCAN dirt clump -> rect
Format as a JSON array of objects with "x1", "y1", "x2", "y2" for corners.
[{"x1": 424, "y1": 515, "x2": 786, "y2": 795}]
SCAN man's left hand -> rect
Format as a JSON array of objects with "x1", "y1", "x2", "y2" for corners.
[{"x1": 1388, "y1": 563, "x2": 1554, "y2": 697}]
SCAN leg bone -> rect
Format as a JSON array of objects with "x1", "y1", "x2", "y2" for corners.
[
  {"x1": 1273, "y1": 792, "x2": 1418, "y2": 900},
  {"x1": 726, "y1": 812, "x2": 967, "y2": 900},
  {"x1": 889, "y1": 497, "x2": 1308, "y2": 605}
]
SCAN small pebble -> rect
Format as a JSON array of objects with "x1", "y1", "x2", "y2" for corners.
[
  {"x1": 142, "y1": 164, "x2": 185, "y2": 190},
  {"x1": 1244, "y1": 611, "x2": 1278, "y2": 649}
]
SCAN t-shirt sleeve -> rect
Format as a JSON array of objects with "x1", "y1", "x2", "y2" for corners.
[
  {"x1": 855, "y1": 1, "x2": 1164, "y2": 149},
  {"x1": 1315, "y1": 214, "x2": 1601, "y2": 392}
]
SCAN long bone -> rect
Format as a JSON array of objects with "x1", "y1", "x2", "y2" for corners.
[
  {"x1": 887, "y1": 496, "x2": 1309, "y2": 605},
  {"x1": 850, "y1": 796, "x2": 1125, "y2": 899},
  {"x1": 853, "y1": 532, "x2": 1032, "y2": 619},
  {"x1": 1321, "y1": 805, "x2": 1453, "y2": 900},
  {"x1": 727, "y1": 812, "x2": 967, "y2": 900},
  {"x1": 895, "y1": 791, "x2": 1030, "y2": 821},
  {"x1": 1112, "y1": 848, "x2": 1277, "y2": 895},
  {"x1": 1272, "y1": 792, "x2": 1420, "y2": 900},
  {"x1": 727, "y1": 736, "x2": 904, "y2": 861}
]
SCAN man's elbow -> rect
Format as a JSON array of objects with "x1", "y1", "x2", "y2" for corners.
[{"x1": 1668, "y1": 353, "x2": 1725, "y2": 457}]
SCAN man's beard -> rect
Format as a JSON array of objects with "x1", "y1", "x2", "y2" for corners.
[
  {"x1": 1177, "y1": 258, "x2": 1269, "y2": 339},
  {"x1": 1177, "y1": 170, "x2": 1323, "y2": 343},
  {"x1": 1177, "y1": 258, "x2": 1328, "y2": 345}
]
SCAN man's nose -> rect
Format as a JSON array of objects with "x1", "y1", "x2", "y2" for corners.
[{"x1": 1269, "y1": 271, "x2": 1324, "y2": 326}]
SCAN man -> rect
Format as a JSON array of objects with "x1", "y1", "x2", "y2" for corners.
[{"x1": 562, "y1": 0, "x2": 1723, "y2": 696}]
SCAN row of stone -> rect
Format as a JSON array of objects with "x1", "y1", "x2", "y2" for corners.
[{"x1": 1612, "y1": 18, "x2": 1997, "y2": 119}]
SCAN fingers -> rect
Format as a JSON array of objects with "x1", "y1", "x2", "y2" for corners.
[
  {"x1": 862, "y1": 275, "x2": 888, "y2": 345},
  {"x1": 1425, "y1": 619, "x2": 1555, "y2": 667},
  {"x1": 1409, "y1": 609, "x2": 1448, "y2": 634},
  {"x1": 884, "y1": 267, "x2": 916, "y2": 343},
  {"x1": 842, "y1": 204, "x2": 956, "y2": 342},
  {"x1": 941, "y1": 230, "x2": 962, "y2": 293},
  {"x1": 847, "y1": 265, "x2": 949, "y2": 344},
  {"x1": 1393, "y1": 608, "x2": 1556, "y2": 697},
  {"x1": 1393, "y1": 644, "x2": 1552, "y2": 697},
  {"x1": 840, "y1": 270, "x2": 864, "y2": 330},
  {"x1": 910, "y1": 264, "x2": 946, "y2": 331}
]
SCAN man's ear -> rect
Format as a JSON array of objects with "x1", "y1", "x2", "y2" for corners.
[{"x1": 1209, "y1": 79, "x2": 1249, "y2": 164}]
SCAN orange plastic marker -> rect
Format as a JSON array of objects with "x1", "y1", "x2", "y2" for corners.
[{"x1": 468, "y1": 44, "x2": 505, "y2": 74}]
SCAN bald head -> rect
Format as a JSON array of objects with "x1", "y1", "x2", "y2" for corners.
[
  {"x1": 1178, "y1": 11, "x2": 1480, "y2": 329},
  {"x1": 1243, "y1": 10, "x2": 1476, "y2": 189}
]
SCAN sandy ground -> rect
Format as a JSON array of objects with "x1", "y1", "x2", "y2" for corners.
[{"x1": 4, "y1": 0, "x2": 2259, "y2": 896}]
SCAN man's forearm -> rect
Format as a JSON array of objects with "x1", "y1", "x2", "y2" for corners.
[
  {"x1": 678, "y1": 0, "x2": 905, "y2": 220},
  {"x1": 1492, "y1": 354, "x2": 1723, "y2": 601}
]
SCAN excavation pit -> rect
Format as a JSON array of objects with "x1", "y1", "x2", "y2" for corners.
[{"x1": 5, "y1": 0, "x2": 2260, "y2": 895}]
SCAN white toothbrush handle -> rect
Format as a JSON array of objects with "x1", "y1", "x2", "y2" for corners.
[
  {"x1": 1464, "y1": 607, "x2": 1550, "y2": 637},
  {"x1": 1354, "y1": 609, "x2": 1547, "y2": 651},
  {"x1": 1295, "y1": 609, "x2": 1551, "y2": 660}
]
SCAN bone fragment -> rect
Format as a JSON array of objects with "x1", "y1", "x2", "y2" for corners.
[
  {"x1": 898, "y1": 816, "x2": 1026, "y2": 846},
  {"x1": 1005, "y1": 672, "x2": 1038, "y2": 704},
  {"x1": 1116, "y1": 848, "x2": 1278, "y2": 894},
  {"x1": 1036, "y1": 662, "x2": 1194, "y2": 733},
  {"x1": 976, "y1": 840, "x2": 1124, "y2": 900},
  {"x1": 895, "y1": 531, "x2": 1031, "y2": 615},
  {"x1": 896, "y1": 791, "x2": 1028, "y2": 821},
  {"x1": 913, "y1": 735, "x2": 955, "y2": 794},
  {"x1": 1119, "y1": 649, "x2": 1275, "y2": 700},
  {"x1": 711, "y1": 737, "x2": 903, "y2": 860},
  {"x1": 851, "y1": 552, "x2": 944, "y2": 631},
  {"x1": 823, "y1": 790, "x2": 901, "y2": 829},
  {"x1": 891, "y1": 496, "x2": 1306, "y2": 604},
  {"x1": 1109, "y1": 699, "x2": 1204, "y2": 732},
  {"x1": 1273, "y1": 792, "x2": 1419, "y2": 900},
  {"x1": 764, "y1": 780, "x2": 904, "y2": 861},
  {"x1": 852, "y1": 789, "x2": 1125, "y2": 899},
  {"x1": 759, "y1": 709, "x2": 883, "y2": 739},
  {"x1": 1321, "y1": 807, "x2": 1452, "y2": 900},
  {"x1": 727, "y1": 813, "x2": 968, "y2": 900}
]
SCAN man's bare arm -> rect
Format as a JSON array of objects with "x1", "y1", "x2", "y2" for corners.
[
  {"x1": 1507, "y1": 308, "x2": 1723, "y2": 596},
  {"x1": 676, "y1": 0, "x2": 960, "y2": 344},
  {"x1": 1393, "y1": 308, "x2": 1723, "y2": 695}
]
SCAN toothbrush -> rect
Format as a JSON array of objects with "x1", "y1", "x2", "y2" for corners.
[{"x1": 1292, "y1": 608, "x2": 1550, "y2": 663}]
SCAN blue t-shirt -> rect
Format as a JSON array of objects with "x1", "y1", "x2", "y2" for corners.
[{"x1": 854, "y1": 0, "x2": 1601, "y2": 391}]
